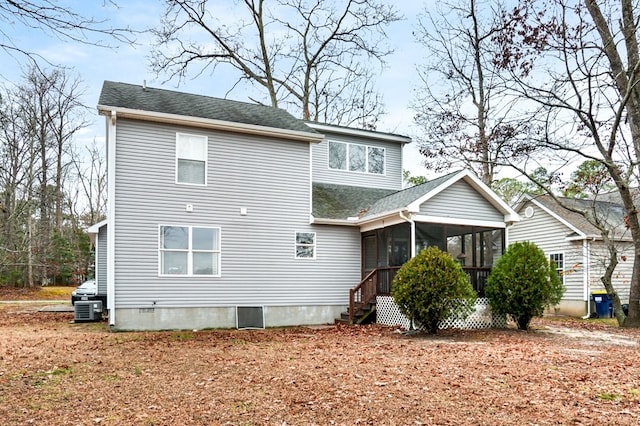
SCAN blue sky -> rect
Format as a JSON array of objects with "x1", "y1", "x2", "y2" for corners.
[{"x1": 1, "y1": 1, "x2": 428, "y2": 176}]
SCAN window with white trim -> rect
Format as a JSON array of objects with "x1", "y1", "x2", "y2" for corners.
[
  {"x1": 159, "y1": 225, "x2": 220, "y2": 276},
  {"x1": 295, "y1": 232, "x2": 316, "y2": 259},
  {"x1": 328, "y1": 141, "x2": 385, "y2": 175},
  {"x1": 549, "y1": 252, "x2": 564, "y2": 283},
  {"x1": 176, "y1": 133, "x2": 207, "y2": 185}
]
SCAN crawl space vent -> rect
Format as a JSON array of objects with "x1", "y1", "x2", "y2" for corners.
[{"x1": 236, "y1": 306, "x2": 264, "y2": 329}]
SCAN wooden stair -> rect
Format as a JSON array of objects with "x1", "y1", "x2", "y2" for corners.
[{"x1": 336, "y1": 303, "x2": 376, "y2": 325}]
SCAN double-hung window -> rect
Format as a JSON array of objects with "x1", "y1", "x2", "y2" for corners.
[
  {"x1": 176, "y1": 133, "x2": 207, "y2": 185},
  {"x1": 295, "y1": 232, "x2": 316, "y2": 259},
  {"x1": 549, "y1": 252, "x2": 564, "y2": 283},
  {"x1": 160, "y1": 225, "x2": 221, "y2": 276},
  {"x1": 328, "y1": 141, "x2": 385, "y2": 175}
]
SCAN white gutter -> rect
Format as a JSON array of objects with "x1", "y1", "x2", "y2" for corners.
[
  {"x1": 97, "y1": 105, "x2": 325, "y2": 144},
  {"x1": 304, "y1": 121, "x2": 411, "y2": 144},
  {"x1": 356, "y1": 208, "x2": 407, "y2": 226},
  {"x1": 399, "y1": 211, "x2": 416, "y2": 258},
  {"x1": 582, "y1": 239, "x2": 592, "y2": 319},
  {"x1": 106, "y1": 111, "x2": 117, "y2": 327},
  {"x1": 310, "y1": 217, "x2": 360, "y2": 226}
]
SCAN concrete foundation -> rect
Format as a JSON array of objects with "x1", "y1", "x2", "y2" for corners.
[
  {"x1": 545, "y1": 300, "x2": 588, "y2": 318},
  {"x1": 111, "y1": 304, "x2": 345, "y2": 331}
]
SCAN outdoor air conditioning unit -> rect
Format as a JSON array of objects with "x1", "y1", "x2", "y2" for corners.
[{"x1": 74, "y1": 300, "x2": 103, "y2": 322}]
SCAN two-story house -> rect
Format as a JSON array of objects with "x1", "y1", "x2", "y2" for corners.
[{"x1": 92, "y1": 81, "x2": 519, "y2": 330}]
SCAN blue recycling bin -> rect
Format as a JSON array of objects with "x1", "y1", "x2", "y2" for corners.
[{"x1": 591, "y1": 291, "x2": 611, "y2": 318}]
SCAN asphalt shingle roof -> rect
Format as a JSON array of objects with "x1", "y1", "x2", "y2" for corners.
[
  {"x1": 312, "y1": 171, "x2": 462, "y2": 221},
  {"x1": 312, "y1": 183, "x2": 396, "y2": 220},
  {"x1": 528, "y1": 194, "x2": 629, "y2": 238},
  {"x1": 361, "y1": 171, "x2": 459, "y2": 218},
  {"x1": 98, "y1": 81, "x2": 316, "y2": 134}
]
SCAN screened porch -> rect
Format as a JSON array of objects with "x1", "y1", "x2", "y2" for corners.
[{"x1": 362, "y1": 222, "x2": 505, "y2": 297}]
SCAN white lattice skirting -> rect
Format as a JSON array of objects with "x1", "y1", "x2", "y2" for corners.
[{"x1": 376, "y1": 296, "x2": 507, "y2": 330}]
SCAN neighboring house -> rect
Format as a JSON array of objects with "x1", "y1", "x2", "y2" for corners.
[
  {"x1": 93, "y1": 81, "x2": 519, "y2": 331},
  {"x1": 509, "y1": 194, "x2": 633, "y2": 317}
]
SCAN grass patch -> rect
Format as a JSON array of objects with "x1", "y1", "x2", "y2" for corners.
[
  {"x1": 34, "y1": 286, "x2": 74, "y2": 299},
  {"x1": 48, "y1": 367, "x2": 72, "y2": 376},
  {"x1": 598, "y1": 392, "x2": 621, "y2": 401},
  {"x1": 101, "y1": 374, "x2": 121, "y2": 381},
  {"x1": 169, "y1": 332, "x2": 195, "y2": 341}
]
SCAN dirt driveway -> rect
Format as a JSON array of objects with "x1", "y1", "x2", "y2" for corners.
[{"x1": 1, "y1": 303, "x2": 639, "y2": 425}]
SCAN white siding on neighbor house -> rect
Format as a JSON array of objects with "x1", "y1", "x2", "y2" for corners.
[
  {"x1": 589, "y1": 241, "x2": 633, "y2": 303},
  {"x1": 113, "y1": 119, "x2": 361, "y2": 309},
  {"x1": 419, "y1": 180, "x2": 504, "y2": 222},
  {"x1": 311, "y1": 135, "x2": 403, "y2": 190},
  {"x1": 508, "y1": 202, "x2": 585, "y2": 301},
  {"x1": 96, "y1": 225, "x2": 107, "y2": 296}
]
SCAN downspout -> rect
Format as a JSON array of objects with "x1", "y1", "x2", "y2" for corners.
[
  {"x1": 582, "y1": 238, "x2": 592, "y2": 319},
  {"x1": 399, "y1": 211, "x2": 416, "y2": 258},
  {"x1": 106, "y1": 111, "x2": 117, "y2": 327}
]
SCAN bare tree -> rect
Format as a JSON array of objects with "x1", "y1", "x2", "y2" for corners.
[
  {"x1": 0, "y1": 67, "x2": 88, "y2": 286},
  {"x1": 494, "y1": 0, "x2": 640, "y2": 326},
  {"x1": 413, "y1": 0, "x2": 531, "y2": 185},
  {"x1": 0, "y1": 0, "x2": 135, "y2": 65},
  {"x1": 150, "y1": 0, "x2": 400, "y2": 126},
  {"x1": 69, "y1": 140, "x2": 108, "y2": 227}
]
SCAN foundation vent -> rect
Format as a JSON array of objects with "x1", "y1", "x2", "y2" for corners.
[{"x1": 236, "y1": 306, "x2": 264, "y2": 329}]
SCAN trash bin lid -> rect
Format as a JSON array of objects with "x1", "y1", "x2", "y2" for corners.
[{"x1": 591, "y1": 290, "x2": 608, "y2": 295}]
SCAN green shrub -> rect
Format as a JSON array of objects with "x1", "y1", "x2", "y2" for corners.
[
  {"x1": 391, "y1": 246, "x2": 477, "y2": 334},
  {"x1": 485, "y1": 241, "x2": 564, "y2": 330}
]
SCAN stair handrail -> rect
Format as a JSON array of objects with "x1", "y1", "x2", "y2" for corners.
[{"x1": 349, "y1": 269, "x2": 378, "y2": 323}]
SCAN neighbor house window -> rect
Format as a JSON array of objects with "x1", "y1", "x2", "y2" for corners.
[
  {"x1": 176, "y1": 133, "x2": 207, "y2": 185},
  {"x1": 295, "y1": 232, "x2": 316, "y2": 259},
  {"x1": 549, "y1": 252, "x2": 564, "y2": 283},
  {"x1": 328, "y1": 141, "x2": 385, "y2": 175},
  {"x1": 159, "y1": 225, "x2": 220, "y2": 276}
]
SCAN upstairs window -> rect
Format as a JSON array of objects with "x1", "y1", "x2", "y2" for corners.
[
  {"x1": 295, "y1": 232, "x2": 316, "y2": 259},
  {"x1": 160, "y1": 225, "x2": 221, "y2": 276},
  {"x1": 328, "y1": 141, "x2": 385, "y2": 175},
  {"x1": 176, "y1": 133, "x2": 207, "y2": 185}
]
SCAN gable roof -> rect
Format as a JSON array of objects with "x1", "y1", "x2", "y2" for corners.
[
  {"x1": 312, "y1": 170, "x2": 519, "y2": 225},
  {"x1": 360, "y1": 172, "x2": 459, "y2": 218},
  {"x1": 97, "y1": 81, "x2": 323, "y2": 142},
  {"x1": 518, "y1": 194, "x2": 630, "y2": 240}
]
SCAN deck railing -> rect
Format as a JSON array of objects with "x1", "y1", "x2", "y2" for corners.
[
  {"x1": 349, "y1": 267, "x2": 401, "y2": 322},
  {"x1": 349, "y1": 266, "x2": 490, "y2": 322},
  {"x1": 464, "y1": 267, "x2": 491, "y2": 297}
]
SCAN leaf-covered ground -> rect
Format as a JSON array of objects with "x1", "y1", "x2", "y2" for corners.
[{"x1": 1, "y1": 302, "x2": 639, "y2": 425}]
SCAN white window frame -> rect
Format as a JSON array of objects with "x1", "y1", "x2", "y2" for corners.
[
  {"x1": 327, "y1": 141, "x2": 385, "y2": 175},
  {"x1": 549, "y1": 252, "x2": 564, "y2": 284},
  {"x1": 295, "y1": 231, "x2": 316, "y2": 259},
  {"x1": 176, "y1": 133, "x2": 208, "y2": 186},
  {"x1": 159, "y1": 225, "x2": 221, "y2": 277}
]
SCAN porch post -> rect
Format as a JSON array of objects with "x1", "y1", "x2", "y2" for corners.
[
  {"x1": 400, "y1": 211, "x2": 416, "y2": 259},
  {"x1": 410, "y1": 219, "x2": 416, "y2": 258}
]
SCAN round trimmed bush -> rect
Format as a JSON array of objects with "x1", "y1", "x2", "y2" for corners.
[
  {"x1": 391, "y1": 246, "x2": 477, "y2": 334},
  {"x1": 485, "y1": 241, "x2": 564, "y2": 330}
]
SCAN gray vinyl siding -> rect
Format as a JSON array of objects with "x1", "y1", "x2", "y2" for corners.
[
  {"x1": 312, "y1": 136, "x2": 403, "y2": 190},
  {"x1": 96, "y1": 225, "x2": 107, "y2": 296},
  {"x1": 419, "y1": 181, "x2": 504, "y2": 222},
  {"x1": 113, "y1": 119, "x2": 361, "y2": 308},
  {"x1": 589, "y1": 241, "x2": 633, "y2": 303},
  {"x1": 508, "y1": 202, "x2": 585, "y2": 301}
]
